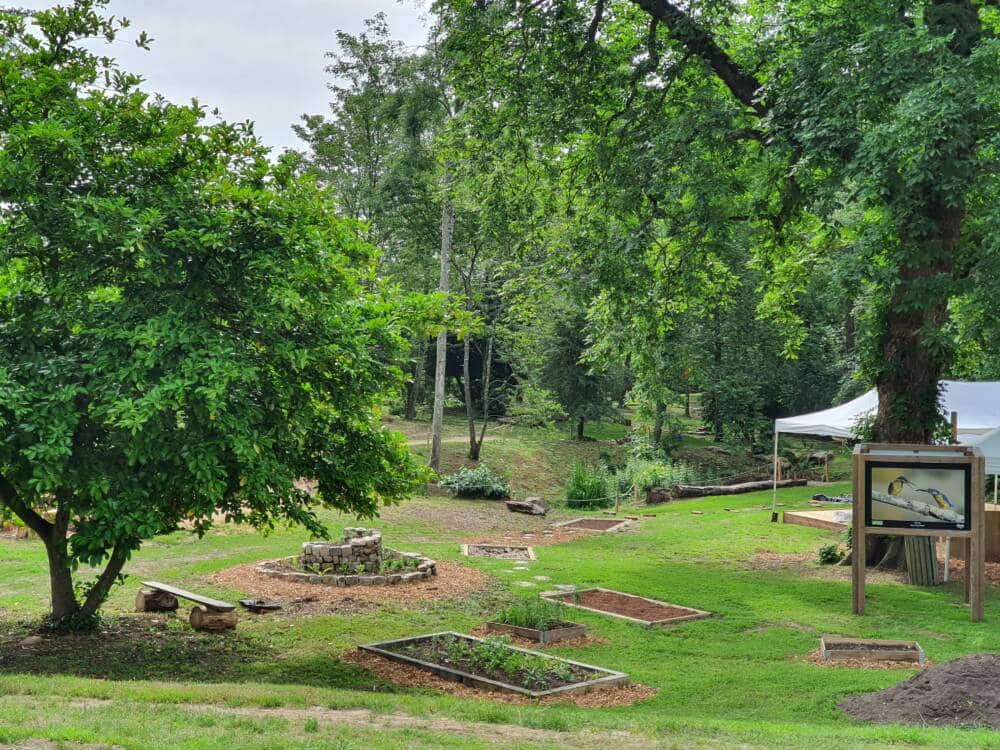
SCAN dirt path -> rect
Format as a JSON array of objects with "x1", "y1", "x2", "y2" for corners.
[
  {"x1": 68, "y1": 699, "x2": 655, "y2": 749},
  {"x1": 405, "y1": 435, "x2": 498, "y2": 447}
]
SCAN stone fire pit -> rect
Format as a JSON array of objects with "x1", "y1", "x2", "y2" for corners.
[{"x1": 257, "y1": 528, "x2": 437, "y2": 587}]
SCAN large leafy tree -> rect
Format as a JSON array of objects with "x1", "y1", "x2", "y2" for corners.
[
  {"x1": 438, "y1": 0, "x2": 1000, "y2": 445},
  {"x1": 0, "y1": 1, "x2": 430, "y2": 625}
]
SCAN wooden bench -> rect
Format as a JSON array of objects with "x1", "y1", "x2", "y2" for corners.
[{"x1": 136, "y1": 580, "x2": 237, "y2": 631}]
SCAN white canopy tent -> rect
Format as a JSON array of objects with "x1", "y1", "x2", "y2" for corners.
[{"x1": 770, "y1": 380, "x2": 1000, "y2": 518}]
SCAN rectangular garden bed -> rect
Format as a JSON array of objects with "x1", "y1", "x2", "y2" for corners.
[
  {"x1": 543, "y1": 588, "x2": 711, "y2": 627},
  {"x1": 460, "y1": 544, "x2": 536, "y2": 561},
  {"x1": 819, "y1": 636, "x2": 925, "y2": 663},
  {"x1": 484, "y1": 620, "x2": 587, "y2": 644},
  {"x1": 359, "y1": 631, "x2": 627, "y2": 697},
  {"x1": 555, "y1": 517, "x2": 633, "y2": 532}
]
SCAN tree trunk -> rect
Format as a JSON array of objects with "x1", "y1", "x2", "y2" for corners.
[
  {"x1": 404, "y1": 338, "x2": 426, "y2": 421},
  {"x1": 430, "y1": 194, "x2": 454, "y2": 473},
  {"x1": 463, "y1": 336, "x2": 478, "y2": 460},
  {"x1": 652, "y1": 401, "x2": 665, "y2": 444},
  {"x1": 685, "y1": 388, "x2": 691, "y2": 418},
  {"x1": 44, "y1": 535, "x2": 79, "y2": 622},
  {"x1": 577, "y1": 415, "x2": 585, "y2": 440}
]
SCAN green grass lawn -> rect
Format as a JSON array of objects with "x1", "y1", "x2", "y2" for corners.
[{"x1": 2, "y1": 426, "x2": 999, "y2": 749}]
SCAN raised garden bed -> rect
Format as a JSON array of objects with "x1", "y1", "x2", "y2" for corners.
[
  {"x1": 543, "y1": 588, "x2": 711, "y2": 627},
  {"x1": 484, "y1": 621, "x2": 587, "y2": 644},
  {"x1": 820, "y1": 636, "x2": 925, "y2": 664},
  {"x1": 360, "y1": 631, "x2": 627, "y2": 697},
  {"x1": 461, "y1": 543, "x2": 536, "y2": 561},
  {"x1": 555, "y1": 517, "x2": 634, "y2": 532}
]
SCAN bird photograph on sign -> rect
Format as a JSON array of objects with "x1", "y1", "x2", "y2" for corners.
[{"x1": 866, "y1": 463, "x2": 970, "y2": 531}]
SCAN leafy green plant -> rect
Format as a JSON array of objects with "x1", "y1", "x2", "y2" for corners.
[
  {"x1": 506, "y1": 385, "x2": 567, "y2": 427},
  {"x1": 565, "y1": 462, "x2": 612, "y2": 506},
  {"x1": 492, "y1": 599, "x2": 570, "y2": 631},
  {"x1": 439, "y1": 465, "x2": 510, "y2": 499},
  {"x1": 817, "y1": 544, "x2": 844, "y2": 565}
]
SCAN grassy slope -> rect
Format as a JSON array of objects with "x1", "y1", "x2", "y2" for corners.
[{"x1": 1, "y1": 421, "x2": 998, "y2": 749}]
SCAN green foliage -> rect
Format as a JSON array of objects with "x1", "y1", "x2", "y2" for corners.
[
  {"x1": 0, "y1": 2, "x2": 433, "y2": 622},
  {"x1": 564, "y1": 462, "x2": 612, "y2": 506},
  {"x1": 438, "y1": 465, "x2": 510, "y2": 499},
  {"x1": 817, "y1": 544, "x2": 845, "y2": 566},
  {"x1": 491, "y1": 599, "x2": 570, "y2": 631},
  {"x1": 617, "y1": 458, "x2": 715, "y2": 494},
  {"x1": 505, "y1": 385, "x2": 567, "y2": 427}
]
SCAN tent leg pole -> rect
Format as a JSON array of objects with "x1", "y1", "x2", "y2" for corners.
[
  {"x1": 771, "y1": 429, "x2": 779, "y2": 523},
  {"x1": 994, "y1": 475, "x2": 997, "y2": 504}
]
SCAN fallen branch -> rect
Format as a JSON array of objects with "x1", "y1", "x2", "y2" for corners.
[
  {"x1": 870, "y1": 491, "x2": 964, "y2": 524},
  {"x1": 671, "y1": 478, "x2": 807, "y2": 498}
]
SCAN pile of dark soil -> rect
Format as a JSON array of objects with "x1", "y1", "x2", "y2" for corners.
[{"x1": 840, "y1": 653, "x2": 1000, "y2": 729}]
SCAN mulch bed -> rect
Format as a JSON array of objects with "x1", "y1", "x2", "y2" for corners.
[
  {"x1": 463, "y1": 544, "x2": 534, "y2": 560},
  {"x1": 341, "y1": 648, "x2": 657, "y2": 707},
  {"x1": 211, "y1": 561, "x2": 491, "y2": 615},
  {"x1": 806, "y1": 650, "x2": 930, "y2": 671},
  {"x1": 839, "y1": 654, "x2": 1000, "y2": 729},
  {"x1": 558, "y1": 589, "x2": 700, "y2": 623}
]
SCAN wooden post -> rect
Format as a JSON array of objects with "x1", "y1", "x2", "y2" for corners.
[
  {"x1": 971, "y1": 455, "x2": 985, "y2": 621},
  {"x1": 951, "y1": 411, "x2": 959, "y2": 442},
  {"x1": 852, "y1": 450, "x2": 866, "y2": 615},
  {"x1": 614, "y1": 487, "x2": 621, "y2": 515}
]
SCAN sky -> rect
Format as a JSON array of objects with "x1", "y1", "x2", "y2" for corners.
[{"x1": 18, "y1": 1, "x2": 431, "y2": 152}]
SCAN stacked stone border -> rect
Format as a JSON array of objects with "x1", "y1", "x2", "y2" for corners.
[{"x1": 256, "y1": 527, "x2": 437, "y2": 587}]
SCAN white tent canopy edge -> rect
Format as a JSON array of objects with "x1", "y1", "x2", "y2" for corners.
[{"x1": 769, "y1": 380, "x2": 1000, "y2": 519}]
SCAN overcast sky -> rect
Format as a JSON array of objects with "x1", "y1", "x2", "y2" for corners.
[{"x1": 19, "y1": 1, "x2": 430, "y2": 152}]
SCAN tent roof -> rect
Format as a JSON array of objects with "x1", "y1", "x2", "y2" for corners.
[
  {"x1": 774, "y1": 380, "x2": 1000, "y2": 439},
  {"x1": 959, "y1": 427, "x2": 1000, "y2": 475}
]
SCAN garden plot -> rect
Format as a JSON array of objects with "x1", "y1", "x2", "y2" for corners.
[
  {"x1": 555, "y1": 517, "x2": 634, "y2": 532},
  {"x1": 360, "y1": 631, "x2": 627, "y2": 698},
  {"x1": 544, "y1": 588, "x2": 711, "y2": 627},
  {"x1": 484, "y1": 599, "x2": 586, "y2": 644},
  {"x1": 820, "y1": 636, "x2": 925, "y2": 664},
  {"x1": 461, "y1": 543, "x2": 536, "y2": 560}
]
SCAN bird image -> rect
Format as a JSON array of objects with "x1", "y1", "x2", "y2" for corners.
[
  {"x1": 887, "y1": 476, "x2": 915, "y2": 496},
  {"x1": 917, "y1": 488, "x2": 956, "y2": 510}
]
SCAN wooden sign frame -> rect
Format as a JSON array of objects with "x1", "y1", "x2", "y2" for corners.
[{"x1": 852, "y1": 443, "x2": 985, "y2": 622}]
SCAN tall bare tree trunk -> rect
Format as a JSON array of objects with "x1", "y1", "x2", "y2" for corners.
[
  {"x1": 464, "y1": 332, "x2": 494, "y2": 461},
  {"x1": 405, "y1": 338, "x2": 427, "y2": 421},
  {"x1": 430, "y1": 195, "x2": 454, "y2": 473}
]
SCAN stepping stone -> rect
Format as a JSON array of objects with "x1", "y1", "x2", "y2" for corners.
[
  {"x1": 553, "y1": 584, "x2": 576, "y2": 592},
  {"x1": 533, "y1": 575, "x2": 550, "y2": 581},
  {"x1": 514, "y1": 581, "x2": 536, "y2": 587}
]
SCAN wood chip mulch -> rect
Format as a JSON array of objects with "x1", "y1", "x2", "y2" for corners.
[
  {"x1": 468, "y1": 625, "x2": 611, "y2": 649},
  {"x1": 465, "y1": 527, "x2": 598, "y2": 548},
  {"x1": 210, "y1": 561, "x2": 492, "y2": 615},
  {"x1": 805, "y1": 649, "x2": 929, "y2": 671},
  {"x1": 340, "y1": 648, "x2": 657, "y2": 707}
]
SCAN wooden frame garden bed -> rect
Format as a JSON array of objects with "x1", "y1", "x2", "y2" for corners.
[
  {"x1": 542, "y1": 588, "x2": 711, "y2": 627},
  {"x1": 359, "y1": 631, "x2": 627, "y2": 697},
  {"x1": 554, "y1": 517, "x2": 633, "y2": 532},
  {"x1": 819, "y1": 636, "x2": 925, "y2": 663},
  {"x1": 484, "y1": 620, "x2": 587, "y2": 644}
]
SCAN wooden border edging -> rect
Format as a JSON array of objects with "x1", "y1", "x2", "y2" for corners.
[
  {"x1": 484, "y1": 621, "x2": 587, "y2": 644},
  {"x1": 552, "y1": 517, "x2": 633, "y2": 533},
  {"x1": 540, "y1": 588, "x2": 712, "y2": 628},
  {"x1": 819, "y1": 636, "x2": 925, "y2": 664},
  {"x1": 359, "y1": 631, "x2": 628, "y2": 698}
]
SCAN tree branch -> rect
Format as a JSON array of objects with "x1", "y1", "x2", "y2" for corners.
[
  {"x1": 871, "y1": 490, "x2": 964, "y2": 524},
  {"x1": 79, "y1": 544, "x2": 130, "y2": 619},
  {"x1": 627, "y1": 0, "x2": 765, "y2": 116},
  {"x1": 0, "y1": 475, "x2": 53, "y2": 540}
]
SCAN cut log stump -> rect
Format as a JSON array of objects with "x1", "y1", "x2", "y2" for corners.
[
  {"x1": 135, "y1": 587, "x2": 179, "y2": 613},
  {"x1": 189, "y1": 605, "x2": 238, "y2": 631}
]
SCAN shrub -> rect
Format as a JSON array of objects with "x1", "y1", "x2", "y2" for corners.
[
  {"x1": 565, "y1": 462, "x2": 612, "y2": 507},
  {"x1": 818, "y1": 544, "x2": 844, "y2": 565},
  {"x1": 617, "y1": 458, "x2": 713, "y2": 494},
  {"x1": 439, "y1": 465, "x2": 510, "y2": 499}
]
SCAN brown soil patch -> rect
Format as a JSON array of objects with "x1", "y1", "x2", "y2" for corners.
[
  {"x1": 341, "y1": 649, "x2": 656, "y2": 708},
  {"x1": 806, "y1": 649, "x2": 929, "y2": 671},
  {"x1": 210, "y1": 561, "x2": 490, "y2": 615},
  {"x1": 839, "y1": 654, "x2": 1000, "y2": 729},
  {"x1": 559, "y1": 590, "x2": 704, "y2": 623},
  {"x1": 468, "y1": 625, "x2": 611, "y2": 649}
]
